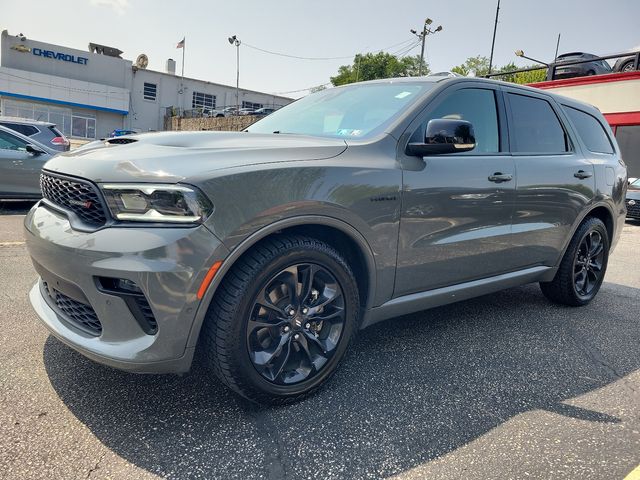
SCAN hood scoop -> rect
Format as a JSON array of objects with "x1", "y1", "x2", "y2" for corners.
[{"x1": 106, "y1": 137, "x2": 138, "y2": 145}]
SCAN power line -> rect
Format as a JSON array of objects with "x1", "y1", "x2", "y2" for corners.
[
  {"x1": 242, "y1": 38, "x2": 417, "y2": 61},
  {"x1": 270, "y1": 40, "x2": 423, "y2": 96}
]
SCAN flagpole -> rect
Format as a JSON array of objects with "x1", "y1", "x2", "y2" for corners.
[{"x1": 181, "y1": 37, "x2": 185, "y2": 79}]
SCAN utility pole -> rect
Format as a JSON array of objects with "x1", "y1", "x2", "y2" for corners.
[
  {"x1": 228, "y1": 35, "x2": 241, "y2": 112},
  {"x1": 411, "y1": 19, "x2": 442, "y2": 76},
  {"x1": 488, "y1": 0, "x2": 500, "y2": 75},
  {"x1": 554, "y1": 33, "x2": 561, "y2": 61}
]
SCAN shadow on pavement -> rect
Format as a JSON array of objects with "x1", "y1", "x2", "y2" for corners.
[
  {"x1": 0, "y1": 200, "x2": 37, "y2": 216},
  {"x1": 43, "y1": 283, "x2": 640, "y2": 479}
]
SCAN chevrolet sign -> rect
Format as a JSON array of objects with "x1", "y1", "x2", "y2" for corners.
[{"x1": 32, "y1": 47, "x2": 88, "y2": 65}]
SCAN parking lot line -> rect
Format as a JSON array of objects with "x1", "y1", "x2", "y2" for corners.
[{"x1": 626, "y1": 465, "x2": 640, "y2": 480}]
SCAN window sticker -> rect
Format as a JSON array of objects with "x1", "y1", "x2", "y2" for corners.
[
  {"x1": 337, "y1": 129, "x2": 363, "y2": 136},
  {"x1": 395, "y1": 91, "x2": 413, "y2": 99}
]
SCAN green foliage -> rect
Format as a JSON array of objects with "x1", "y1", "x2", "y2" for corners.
[
  {"x1": 330, "y1": 52, "x2": 430, "y2": 86},
  {"x1": 513, "y1": 67, "x2": 548, "y2": 84},
  {"x1": 451, "y1": 55, "x2": 548, "y2": 85},
  {"x1": 451, "y1": 55, "x2": 491, "y2": 77}
]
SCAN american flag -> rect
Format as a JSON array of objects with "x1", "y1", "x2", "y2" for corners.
[{"x1": 176, "y1": 37, "x2": 185, "y2": 49}]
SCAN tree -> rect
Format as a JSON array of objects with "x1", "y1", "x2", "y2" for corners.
[
  {"x1": 513, "y1": 67, "x2": 547, "y2": 85},
  {"x1": 450, "y1": 56, "x2": 548, "y2": 85},
  {"x1": 451, "y1": 55, "x2": 490, "y2": 77},
  {"x1": 330, "y1": 52, "x2": 430, "y2": 86}
]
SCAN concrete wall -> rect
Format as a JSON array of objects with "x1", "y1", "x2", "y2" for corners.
[
  {"x1": 168, "y1": 115, "x2": 259, "y2": 132},
  {"x1": 1, "y1": 30, "x2": 132, "y2": 89},
  {"x1": 0, "y1": 66, "x2": 129, "y2": 114},
  {"x1": 129, "y1": 68, "x2": 292, "y2": 132}
]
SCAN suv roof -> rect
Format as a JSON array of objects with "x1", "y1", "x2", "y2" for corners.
[{"x1": 0, "y1": 116, "x2": 55, "y2": 127}]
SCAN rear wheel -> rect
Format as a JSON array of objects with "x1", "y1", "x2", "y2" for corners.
[
  {"x1": 540, "y1": 217, "x2": 609, "y2": 306},
  {"x1": 621, "y1": 60, "x2": 636, "y2": 72},
  {"x1": 201, "y1": 235, "x2": 359, "y2": 404}
]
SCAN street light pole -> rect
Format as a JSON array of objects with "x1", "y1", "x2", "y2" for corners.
[
  {"x1": 228, "y1": 35, "x2": 241, "y2": 113},
  {"x1": 410, "y1": 19, "x2": 442, "y2": 76}
]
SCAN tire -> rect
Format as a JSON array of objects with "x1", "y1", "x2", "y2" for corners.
[
  {"x1": 540, "y1": 217, "x2": 609, "y2": 306},
  {"x1": 201, "y1": 235, "x2": 360, "y2": 404},
  {"x1": 620, "y1": 60, "x2": 635, "y2": 72}
]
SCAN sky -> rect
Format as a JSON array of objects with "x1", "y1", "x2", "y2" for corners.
[{"x1": 2, "y1": 0, "x2": 639, "y2": 98}]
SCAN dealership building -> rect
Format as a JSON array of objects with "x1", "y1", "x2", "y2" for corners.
[{"x1": 0, "y1": 30, "x2": 292, "y2": 140}]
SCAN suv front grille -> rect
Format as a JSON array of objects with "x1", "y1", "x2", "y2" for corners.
[
  {"x1": 627, "y1": 199, "x2": 640, "y2": 218},
  {"x1": 40, "y1": 172, "x2": 108, "y2": 227},
  {"x1": 43, "y1": 282, "x2": 102, "y2": 336}
]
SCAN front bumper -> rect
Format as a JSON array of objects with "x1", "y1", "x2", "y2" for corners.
[
  {"x1": 626, "y1": 197, "x2": 640, "y2": 219},
  {"x1": 25, "y1": 201, "x2": 228, "y2": 373}
]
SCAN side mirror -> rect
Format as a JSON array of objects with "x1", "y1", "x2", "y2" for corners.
[
  {"x1": 25, "y1": 144, "x2": 46, "y2": 155},
  {"x1": 407, "y1": 118, "x2": 476, "y2": 156}
]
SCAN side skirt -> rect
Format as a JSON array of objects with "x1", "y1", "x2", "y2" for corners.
[{"x1": 360, "y1": 265, "x2": 555, "y2": 329}]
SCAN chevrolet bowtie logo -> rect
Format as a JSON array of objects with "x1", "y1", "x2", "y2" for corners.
[{"x1": 10, "y1": 44, "x2": 31, "y2": 53}]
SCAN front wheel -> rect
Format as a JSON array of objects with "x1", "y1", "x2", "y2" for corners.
[
  {"x1": 540, "y1": 217, "x2": 609, "y2": 306},
  {"x1": 201, "y1": 235, "x2": 360, "y2": 404}
]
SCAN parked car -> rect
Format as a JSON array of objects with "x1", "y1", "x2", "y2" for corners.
[
  {"x1": 0, "y1": 117, "x2": 70, "y2": 152},
  {"x1": 252, "y1": 107, "x2": 279, "y2": 116},
  {"x1": 109, "y1": 129, "x2": 138, "y2": 137},
  {"x1": 203, "y1": 108, "x2": 226, "y2": 118},
  {"x1": 24, "y1": 77, "x2": 626, "y2": 404},
  {"x1": 553, "y1": 52, "x2": 612, "y2": 79},
  {"x1": 626, "y1": 178, "x2": 640, "y2": 220},
  {"x1": 613, "y1": 55, "x2": 638, "y2": 73},
  {"x1": 237, "y1": 108, "x2": 256, "y2": 116},
  {"x1": 0, "y1": 125, "x2": 56, "y2": 199}
]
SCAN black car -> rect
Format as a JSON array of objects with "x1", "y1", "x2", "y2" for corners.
[
  {"x1": 626, "y1": 178, "x2": 640, "y2": 220},
  {"x1": 553, "y1": 52, "x2": 612, "y2": 79}
]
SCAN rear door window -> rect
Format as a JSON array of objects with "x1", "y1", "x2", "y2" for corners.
[
  {"x1": 507, "y1": 93, "x2": 569, "y2": 153},
  {"x1": 563, "y1": 106, "x2": 614, "y2": 154}
]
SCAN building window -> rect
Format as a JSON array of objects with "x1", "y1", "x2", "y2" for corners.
[
  {"x1": 143, "y1": 82, "x2": 157, "y2": 101},
  {"x1": 192, "y1": 91, "x2": 215, "y2": 110},
  {"x1": 242, "y1": 101, "x2": 263, "y2": 110},
  {"x1": 71, "y1": 116, "x2": 96, "y2": 139}
]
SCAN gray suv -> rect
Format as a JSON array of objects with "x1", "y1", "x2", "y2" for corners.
[
  {"x1": 24, "y1": 77, "x2": 627, "y2": 404},
  {"x1": 0, "y1": 117, "x2": 70, "y2": 152}
]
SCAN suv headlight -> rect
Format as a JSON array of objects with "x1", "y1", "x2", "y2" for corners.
[{"x1": 100, "y1": 184, "x2": 212, "y2": 223}]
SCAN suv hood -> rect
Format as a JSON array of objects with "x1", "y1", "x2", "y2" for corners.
[{"x1": 44, "y1": 131, "x2": 348, "y2": 183}]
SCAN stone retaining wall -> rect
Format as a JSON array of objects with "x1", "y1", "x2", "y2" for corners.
[{"x1": 167, "y1": 115, "x2": 260, "y2": 132}]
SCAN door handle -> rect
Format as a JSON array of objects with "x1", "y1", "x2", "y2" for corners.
[
  {"x1": 574, "y1": 170, "x2": 593, "y2": 179},
  {"x1": 488, "y1": 172, "x2": 513, "y2": 183}
]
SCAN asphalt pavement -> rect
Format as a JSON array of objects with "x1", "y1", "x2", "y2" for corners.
[{"x1": 1, "y1": 201, "x2": 639, "y2": 480}]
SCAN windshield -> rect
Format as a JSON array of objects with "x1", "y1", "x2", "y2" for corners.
[{"x1": 247, "y1": 82, "x2": 431, "y2": 139}]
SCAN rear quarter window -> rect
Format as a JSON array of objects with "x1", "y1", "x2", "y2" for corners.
[
  {"x1": 562, "y1": 106, "x2": 614, "y2": 154},
  {"x1": 0, "y1": 122, "x2": 39, "y2": 137}
]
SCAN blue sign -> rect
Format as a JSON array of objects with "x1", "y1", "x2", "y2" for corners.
[{"x1": 32, "y1": 47, "x2": 88, "y2": 66}]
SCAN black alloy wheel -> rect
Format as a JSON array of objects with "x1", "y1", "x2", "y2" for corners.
[
  {"x1": 573, "y1": 230, "x2": 605, "y2": 298},
  {"x1": 540, "y1": 216, "x2": 609, "y2": 306},
  {"x1": 246, "y1": 263, "x2": 346, "y2": 385},
  {"x1": 202, "y1": 235, "x2": 359, "y2": 404}
]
